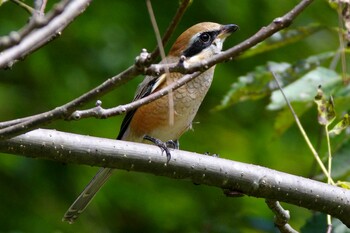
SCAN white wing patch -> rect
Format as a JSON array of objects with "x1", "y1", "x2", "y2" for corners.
[{"x1": 151, "y1": 73, "x2": 167, "y2": 93}]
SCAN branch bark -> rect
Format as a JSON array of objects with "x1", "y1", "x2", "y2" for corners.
[
  {"x1": 265, "y1": 199, "x2": 298, "y2": 233},
  {"x1": 0, "y1": 0, "x2": 92, "y2": 69},
  {"x1": 0, "y1": 0, "x2": 315, "y2": 141},
  {"x1": 0, "y1": 128, "x2": 349, "y2": 227}
]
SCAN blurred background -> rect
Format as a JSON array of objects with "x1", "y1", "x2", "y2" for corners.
[{"x1": 0, "y1": 0, "x2": 348, "y2": 232}]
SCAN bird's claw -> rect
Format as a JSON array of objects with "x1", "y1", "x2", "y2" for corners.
[
  {"x1": 144, "y1": 135, "x2": 175, "y2": 163},
  {"x1": 166, "y1": 140, "x2": 179, "y2": 149}
]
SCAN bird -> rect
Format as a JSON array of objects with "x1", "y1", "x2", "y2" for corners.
[{"x1": 62, "y1": 22, "x2": 239, "y2": 223}]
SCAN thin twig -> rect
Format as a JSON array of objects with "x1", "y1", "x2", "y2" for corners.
[
  {"x1": 0, "y1": 0, "x2": 315, "y2": 140},
  {"x1": 337, "y1": 2, "x2": 349, "y2": 84},
  {"x1": 141, "y1": 0, "x2": 315, "y2": 77},
  {"x1": 265, "y1": 199, "x2": 298, "y2": 233},
  {"x1": 0, "y1": 64, "x2": 143, "y2": 138},
  {"x1": 122, "y1": 0, "x2": 317, "y2": 80},
  {"x1": 68, "y1": 71, "x2": 201, "y2": 120},
  {"x1": 327, "y1": 224, "x2": 333, "y2": 233},
  {"x1": 10, "y1": 0, "x2": 35, "y2": 14},
  {"x1": 68, "y1": 0, "x2": 317, "y2": 122},
  {"x1": 270, "y1": 71, "x2": 334, "y2": 184},
  {"x1": 0, "y1": 0, "x2": 190, "y2": 132},
  {"x1": 1, "y1": 0, "x2": 70, "y2": 51},
  {"x1": 146, "y1": 0, "x2": 174, "y2": 125},
  {"x1": 34, "y1": 0, "x2": 48, "y2": 14},
  {"x1": 0, "y1": 0, "x2": 191, "y2": 135},
  {"x1": 149, "y1": 0, "x2": 191, "y2": 60},
  {"x1": 325, "y1": 123, "x2": 333, "y2": 227},
  {"x1": 0, "y1": 0, "x2": 86, "y2": 67},
  {"x1": 146, "y1": 0, "x2": 168, "y2": 62}
]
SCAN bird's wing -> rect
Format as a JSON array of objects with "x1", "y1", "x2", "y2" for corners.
[{"x1": 117, "y1": 73, "x2": 167, "y2": 140}]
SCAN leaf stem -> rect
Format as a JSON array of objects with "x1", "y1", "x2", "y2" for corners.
[
  {"x1": 325, "y1": 124, "x2": 333, "y2": 226},
  {"x1": 271, "y1": 71, "x2": 334, "y2": 185}
]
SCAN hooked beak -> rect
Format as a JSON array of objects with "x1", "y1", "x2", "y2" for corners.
[{"x1": 218, "y1": 24, "x2": 239, "y2": 39}]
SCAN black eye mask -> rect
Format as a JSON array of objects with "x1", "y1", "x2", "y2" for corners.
[{"x1": 182, "y1": 30, "x2": 221, "y2": 57}]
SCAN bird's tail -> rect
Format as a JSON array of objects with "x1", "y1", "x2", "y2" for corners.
[{"x1": 62, "y1": 168, "x2": 114, "y2": 223}]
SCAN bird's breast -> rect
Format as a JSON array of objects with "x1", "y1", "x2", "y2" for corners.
[{"x1": 125, "y1": 67, "x2": 215, "y2": 142}]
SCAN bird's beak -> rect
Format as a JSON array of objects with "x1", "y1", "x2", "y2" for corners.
[{"x1": 218, "y1": 24, "x2": 239, "y2": 39}]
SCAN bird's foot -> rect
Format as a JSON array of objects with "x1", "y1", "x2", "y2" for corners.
[
  {"x1": 166, "y1": 140, "x2": 179, "y2": 149},
  {"x1": 144, "y1": 135, "x2": 176, "y2": 163}
]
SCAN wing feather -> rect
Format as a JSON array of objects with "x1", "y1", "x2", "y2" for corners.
[{"x1": 116, "y1": 74, "x2": 167, "y2": 140}]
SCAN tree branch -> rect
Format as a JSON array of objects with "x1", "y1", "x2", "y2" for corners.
[
  {"x1": 0, "y1": 0, "x2": 70, "y2": 52},
  {"x1": 149, "y1": 0, "x2": 191, "y2": 60},
  {"x1": 68, "y1": 70, "x2": 201, "y2": 120},
  {"x1": 0, "y1": 0, "x2": 191, "y2": 138},
  {"x1": 143, "y1": 0, "x2": 315, "y2": 76},
  {"x1": 0, "y1": 0, "x2": 315, "y2": 140},
  {"x1": 0, "y1": 64, "x2": 142, "y2": 139},
  {"x1": 265, "y1": 199, "x2": 298, "y2": 233},
  {"x1": 0, "y1": 128, "x2": 349, "y2": 227},
  {"x1": 0, "y1": 0, "x2": 91, "y2": 69}
]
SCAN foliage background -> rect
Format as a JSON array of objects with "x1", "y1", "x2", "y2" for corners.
[{"x1": 0, "y1": 0, "x2": 348, "y2": 232}]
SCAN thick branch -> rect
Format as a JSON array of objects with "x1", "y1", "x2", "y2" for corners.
[
  {"x1": 0, "y1": 0, "x2": 91, "y2": 69},
  {"x1": 0, "y1": 0, "x2": 69, "y2": 51},
  {"x1": 0, "y1": 128, "x2": 349, "y2": 227}
]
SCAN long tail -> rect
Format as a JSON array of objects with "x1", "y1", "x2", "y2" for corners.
[{"x1": 62, "y1": 168, "x2": 114, "y2": 223}]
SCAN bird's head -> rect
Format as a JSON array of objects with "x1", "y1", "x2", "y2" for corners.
[{"x1": 168, "y1": 22, "x2": 239, "y2": 62}]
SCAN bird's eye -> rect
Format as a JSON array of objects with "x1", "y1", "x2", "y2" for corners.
[{"x1": 199, "y1": 33, "x2": 211, "y2": 43}]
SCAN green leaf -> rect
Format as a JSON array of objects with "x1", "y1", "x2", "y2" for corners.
[
  {"x1": 273, "y1": 101, "x2": 312, "y2": 136},
  {"x1": 215, "y1": 62, "x2": 288, "y2": 110},
  {"x1": 302, "y1": 212, "x2": 350, "y2": 233},
  {"x1": 301, "y1": 213, "x2": 327, "y2": 233},
  {"x1": 331, "y1": 85, "x2": 350, "y2": 114},
  {"x1": 329, "y1": 140, "x2": 350, "y2": 179},
  {"x1": 332, "y1": 218, "x2": 350, "y2": 233},
  {"x1": 240, "y1": 25, "x2": 324, "y2": 59},
  {"x1": 267, "y1": 67, "x2": 340, "y2": 110},
  {"x1": 216, "y1": 51, "x2": 336, "y2": 111},
  {"x1": 314, "y1": 86, "x2": 336, "y2": 126},
  {"x1": 329, "y1": 114, "x2": 350, "y2": 135},
  {"x1": 336, "y1": 181, "x2": 350, "y2": 189}
]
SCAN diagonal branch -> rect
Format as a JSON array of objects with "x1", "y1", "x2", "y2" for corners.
[
  {"x1": 0, "y1": 0, "x2": 190, "y2": 138},
  {"x1": 58, "y1": 0, "x2": 317, "y2": 121},
  {"x1": 149, "y1": 0, "x2": 191, "y2": 60},
  {"x1": 1, "y1": 0, "x2": 69, "y2": 51},
  {"x1": 0, "y1": 0, "x2": 315, "y2": 140},
  {"x1": 0, "y1": 64, "x2": 142, "y2": 138},
  {"x1": 0, "y1": 128, "x2": 349, "y2": 227},
  {"x1": 68, "y1": 71, "x2": 201, "y2": 120},
  {"x1": 143, "y1": 0, "x2": 315, "y2": 76},
  {"x1": 0, "y1": 0, "x2": 89, "y2": 68}
]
